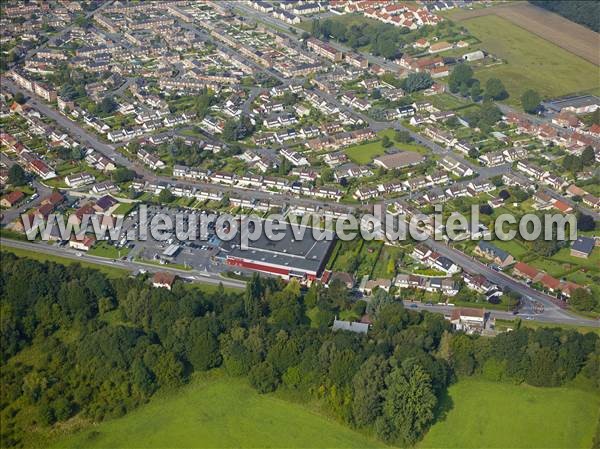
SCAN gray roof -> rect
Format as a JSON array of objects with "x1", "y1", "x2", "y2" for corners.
[
  {"x1": 477, "y1": 241, "x2": 510, "y2": 262},
  {"x1": 332, "y1": 319, "x2": 369, "y2": 334},
  {"x1": 222, "y1": 222, "x2": 335, "y2": 275},
  {"x1": 572, "y1": 236, "x2": 594, "y2": 255},
  {"x1": 543, "y1": 95, "x2": 600, "y2": 112}
]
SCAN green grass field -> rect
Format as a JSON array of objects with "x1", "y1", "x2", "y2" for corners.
[
  {"x1": 459, "y1": 15, "x2": 599, "y2": 104},
  {"x1": 51, "y1": 374, "x2": 386, "y2": 449},
  {"x1": 113, "y1": 202, "x2": 136, "y2": 216},
  {"x1": 344, "y1": 129, "x2": 429, "y2": 164},
  {"x1": 88, "y1": 241, "x2": 129, "y2": 259},
  {"x1": 419, "y1": 378, "x2": 600, "y2": 449},
  {"x1": 49, "y1": 374, "x2": 599, "y2": 449},
  {"x1": 0, "y1": 247, "x2": 128, "y2": 278},
  {"x1": 494, "y1": 318, "x2": 600, "y2": 336}
]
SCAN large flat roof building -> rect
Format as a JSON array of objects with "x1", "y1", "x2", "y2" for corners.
[{"x1": 222, "y1": 222, "x2": 336, "y2": 281}]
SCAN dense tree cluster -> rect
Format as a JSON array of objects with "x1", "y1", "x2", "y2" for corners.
[
  {"x1": 1, "y1": 256, "x2": 598, "y2": 447},
  {"x1": 7, "y1": 165, "x2": 27, "y2": 186},
  {"x1": 464, "y1": 101, "x2": 503, "y2": 131},
  {"x1": 310, "y1": 19, "x2": 409, "y2": 59},
  {"x1": 222, "y1": 115, "x2": 255, "y2": 142}
]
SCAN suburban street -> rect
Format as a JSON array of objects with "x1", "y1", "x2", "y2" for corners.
[
  {"x1": 0, "y1": 2, "x2": 597, "y2": 329},
  {"x1": 0, "y1": 237, "x2": 247, "y2": 290},
  {"x1": 2, "y1": 64, "x2": 593, "y2": 327},
  {"x1": 2, "y1": 237, "x2": 596, "y2": 328}
]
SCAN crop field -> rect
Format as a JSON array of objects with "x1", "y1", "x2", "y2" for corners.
[
  {"x1": 51, "y1": 375, "x2": 386, "y2": 449},
  {"x1": 419, "y1": 378, "x2": 600, "y2": 449},
  {"x1": 453, "y1": 15, "x2": 599, "y2": 104},
  {"x1": 447, "y1": 2, "x2": 599, "y2": 65}
]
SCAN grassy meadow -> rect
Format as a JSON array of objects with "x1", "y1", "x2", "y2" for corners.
[
  {"x1": 419, "y1": 378, "x2": 600, "y2": 449},
  {"x1": 458, "y1": 15, "x2": 599, "y2": 104},
  {"x1": 48, "y1": 373, "x2": 600, "y2": 449},
  {"x1": 51, "y1": 374, "x2": 387, "y2": 449}
]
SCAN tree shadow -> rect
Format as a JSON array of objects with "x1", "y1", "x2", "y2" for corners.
[{"x1": 433, "y1": 387, "x2": 455, "y2": 423}]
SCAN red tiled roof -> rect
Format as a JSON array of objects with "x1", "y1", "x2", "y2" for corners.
[
  {"x1": 152, "y1": 272, "x2": 177, "y2": 286},
  {"x1": 513, "y1": 262, "x2": 540, "y2": 280},
  {"x1": 2, "y1": 190, "x2": 24, "y2": 205},
  {"x1": 540, "y1": 274, "x2": 561, "y2": 290}
]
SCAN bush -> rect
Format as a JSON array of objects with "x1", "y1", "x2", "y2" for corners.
[{"x1": 248, "y1": 362, "x2": 279, "y2": 394}]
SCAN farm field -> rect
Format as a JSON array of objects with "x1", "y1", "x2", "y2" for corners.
[
  {"x1": 456, "y1": 15, "x2": 599, "y2": 104},
  {"x1": 419, "y1": 378, "x2": 600, "y2": 449},
  {"x1": 51, "y1": 374, "x2": 387, "y2": 449},
  {"x1": 446, "y1": 2, "x2": 599, "y2": 65}
]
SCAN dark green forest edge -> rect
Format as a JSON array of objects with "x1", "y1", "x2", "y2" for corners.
[
  {"x1": 530, "y1": 1, "x2": 600, "y2": 32},
  {"x1": 1, "y1": 252, "x2": 600, "y2": 448}
]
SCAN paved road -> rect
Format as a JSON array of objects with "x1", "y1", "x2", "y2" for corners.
[
  {"x1": 20, "y1": 2, "x2": 110, "y2": 62},
  {"x1": 228, "y1": 2, "x2": 404, "y2": 74},
  {"x1": 0, "y1": 238, "x2": 247, "y2": 290},
  {"x1": 3, "y1": 5, "x2": 596, "y2": 327},
  {"x1": 425, "y1": 238, "x2": 599, "y2": 327}
]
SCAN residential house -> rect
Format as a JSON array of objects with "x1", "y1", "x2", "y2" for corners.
[
  {"x1": 571, "y1": 236, "x2": 595, "y2": 258},
  {"x1": 152, "y1": 272, "x2": 177, "y2": 290},
  {"x1": 474, "y1": 241, "x2": 514, "y2": 268}
]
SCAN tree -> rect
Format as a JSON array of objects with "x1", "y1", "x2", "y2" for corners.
[
  {"x1": 381, "y1": 135, "x2": 393, "y2": 148},
  {"x1": 479, "y1": 204, "x2": 493, "y2": 215},
  {"x1": 14, "y1": 92, "x2": 26, "y2": 104},
  {"x1": 404, "y1": 72, "x2": 433, "y2": 93},
  {"x1": 581, "y1": 146, "x2": 596, "y2": 166},
  {"x1": 53, "y1": 398, "x2": 73, "y2": 421},
  {"x1": 8, "y1": 164, "x2": 27, "y2": 186},
  {"x1": 526, "y1": 347, "x2": 559, "y2": 386},
  {"x1": 321, "y1": 167, "x2": 334, "y2": 183},
  {"x1": 158, "y1": 189, "x2": 174, "y2": 203},
  {"x1": 394, "y1": 130, "x2": 413, "y2": 143},
  {"x1": 114, "y1": 167, "x2": 136, "y2": 183},
  {"x1": 498, "y1": 189, "x2": 511, "y2": 200},
  {"x1": 99, "y1": 96, "x2": 117, "y2": 114},
  {"x1": 470, "y1": 101, "x2": 503, "y2": 130},
  {"x1": 448, "y1": 63, "x2": 474, "y2": 93},
  {"x1": 380, "y1": 365, "x2": 437, "y2": 446},
  {"x1": 570, "y1": 288, "x2": 596, "y2": 312},
  {"x1": 248, "y1": 361, "x2": 279, "y2": 393},
  {"x1": 244, "y1": 273, "x2": 264, "y2": 320},
  {"x1": 521, "y1": 89, "x2": 541, "y2": 113},
  {"x1": 484, "y1": 78, "x2": 507, "y2": 100},
  {"x1": 222, "y1": 115, "x2": 255, "y2": 142},
  {"x1": 576, "y1": 213, "x2": 595, "y2": 232},
  {"x1": 352, "y1": 356, "x2": 389, "y2": 427},
  {"x1": 470, "y1": 80, "x2": 481, "y2": 101}
]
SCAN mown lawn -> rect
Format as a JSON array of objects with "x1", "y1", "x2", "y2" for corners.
[
  {"x1": 419, "y1": 378, "x2": 600, "y2": 449},
  {"x1": 344, "y1": 129, "x2": 429, "y2": 164},
  {"x1": 113, "y1": 202, "x2": 136, "y2": 216},
  {"x1": 0, "y1": 247, "x2": 127, "y2": 279},
  {"x1": 51, "y1": 374, "x2": 387, "y2": 449},
  {"x1": 460, "y1": 15, "x2": 599, "y2": 105},
  {"x1": 88, "y1": 241, "x2": 129, "y2": 259}
]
